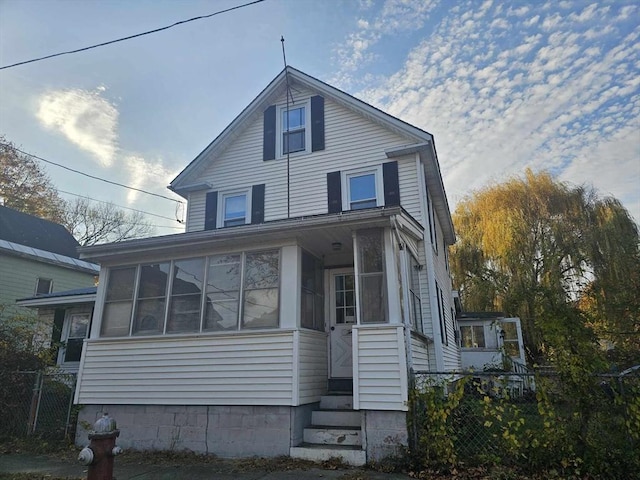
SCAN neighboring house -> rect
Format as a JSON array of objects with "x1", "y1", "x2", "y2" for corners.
[
  {"x1": 16, "y1": 287, "x2": 97, "y2": 373},
  {"x1": 73, "y1": 67, "x2": 460, "y2": 464},
  {"x1": 0, "y1": 206, "x2": 99, "y2": 323},
  {"x1": 458, "y1": 312, "x2": 527, "y2": 371}
]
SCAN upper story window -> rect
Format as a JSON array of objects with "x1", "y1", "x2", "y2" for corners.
[
  {"x1": 341, "y1": 166, "x2": 384, "y2": 211},
  {"x1": 205, "y1": 185, "x2": 264, "y2": 231},
  {"x1": 222, "y1": 192, "x2": 249, "y2": 227},
  {"x1": 281, "y1": 106, "x2": 306, "y2": 154},
  {"x1": 263, "y1": 96, "x2": 324, "y2": 161},
  {"x1": 35, "y1": 278, "x2": 52, "y2": 295},
  {"x1": 277, "y1": 101, "x2": 310, "y2": 157},
  {"x1": 327, "y1": 161, "x2": 399, "y2": 214}
]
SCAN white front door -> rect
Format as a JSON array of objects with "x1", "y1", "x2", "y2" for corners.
[{"x1": 329, "y1": 269, "x2": 356, "y2": 378}]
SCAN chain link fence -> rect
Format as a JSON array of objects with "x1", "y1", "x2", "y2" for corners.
[
  {"x1": 0, "y1": 371, "x2": 78, "y2": 441},
  {"x1": 409, "y1": 369, "x2": 640, "y2": 474}
]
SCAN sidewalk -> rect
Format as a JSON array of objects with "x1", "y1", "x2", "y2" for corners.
[{"x1": 0, "y1": 453, "x2": 414, "y2": 479}]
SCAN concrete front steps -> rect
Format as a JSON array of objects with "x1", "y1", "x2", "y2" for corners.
[{"x1": 290, "y1": 394, "x2": 366, "y2": 466}]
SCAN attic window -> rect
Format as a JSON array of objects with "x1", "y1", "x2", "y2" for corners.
[
  {"x1": 278, "y1": 101, "x2": 310, "y2": 156},
  {"x1": 263, "y1": 95, "x2": 324, "y2": 161},
  {"x1": 282, "y1": 106, "x2": 306, "y2": 154}
]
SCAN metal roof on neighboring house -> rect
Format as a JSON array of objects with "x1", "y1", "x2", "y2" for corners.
[
  {"x1": 0, "y1": 205, "x2": 80, "y2": 258},
  {"x1": 0, "y1": 238, "x2": 99, "y2": 274},
  {"x1": 16, "y1": 286, "x2": 97, "y2": 307}
]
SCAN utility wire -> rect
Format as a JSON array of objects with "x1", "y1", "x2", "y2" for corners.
[
  {"x1": 0, "y1": 0, "x2": 266, "y2": 70},
  {"x1": 4, "y1": 143, "x2": 182, "y2": 204},
  {"x1": 58, "y1": 189, "x2": 181, "y2": 223}
]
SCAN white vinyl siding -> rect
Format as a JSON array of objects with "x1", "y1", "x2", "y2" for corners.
[
  {"x1": 76, "y1": 331, "x2": 295, "y2": 405},
  {"x1": 297, "y1": 330, "x2": 328, "y2": 404},
  {"x1": 354, "y1": 326, "x2": 407, "y2": 411},
  {"x1": 410, "y1": 333, "x2": 431, "y2": 372},
  {"x1": 184, "y1": 87, "x2": 421, "y2": 232}
]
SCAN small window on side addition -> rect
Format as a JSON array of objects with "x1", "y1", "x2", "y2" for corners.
[{"x1": 35, "y1": 278, "x2": 52, "y2": 296}]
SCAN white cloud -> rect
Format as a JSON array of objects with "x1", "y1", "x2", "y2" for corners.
[
  {"x1": 36, "y1": 87, "x2": 118, "y2": 167},
  {"x1": 334, "y1": 0, "x2": 439, "y2": 86},
  {"x1": 123, "y1": 155, "x2": 181, "y2": 205},
  {"x1": 353, "y1": 0, "x2": 640, "y2": 222}
]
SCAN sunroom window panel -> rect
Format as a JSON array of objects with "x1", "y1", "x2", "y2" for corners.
[
  {"x1": 243, "y1": 288, "x2": 279, "y2": 328},
  {"x1": 357, "y1": 229, "x2": 387, "y2": 324},
  {"x1": 167, "y1": 258, "x2": 205, "y2": 333},
  {"x1": 204, "y1": 254, "x2": 241, "y2": 331},
  {"x1": 132, "y1": 262, "x2": 170, "y2": 335},
  {"x1": 242, "y1": 251, "x2": 279, "y2": 328},
  {"x1": 360, "y1": 275, "x2": 386, "y2": 323},
  {"x1": 102, "y1": 267, "x2": 136, "y2": 337}
]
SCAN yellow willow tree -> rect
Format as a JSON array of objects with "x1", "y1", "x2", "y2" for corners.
[{"x1": 451, "y1": 169, "x2": 639, "y2": 367}]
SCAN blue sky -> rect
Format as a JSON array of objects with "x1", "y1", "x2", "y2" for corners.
[{"x1": 1, "y1": 0, "x2": 638, "y2": 236}]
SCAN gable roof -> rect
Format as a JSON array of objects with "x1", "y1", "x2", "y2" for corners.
[
  {"x1": 0, "y1": 205, "x2": 80, "y2": 258},
  {"x1": 169, "y1": 66, "x2": 455, "y2": 245}
]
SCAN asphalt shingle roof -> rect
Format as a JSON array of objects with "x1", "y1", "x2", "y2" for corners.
[{"x1": 0, "y1": 205, "x2": 80, "y2": 258}]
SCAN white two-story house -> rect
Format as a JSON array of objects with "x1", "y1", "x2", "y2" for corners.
[{"x1": 74, "y1": 67, "x2": 460, "y2": 465}]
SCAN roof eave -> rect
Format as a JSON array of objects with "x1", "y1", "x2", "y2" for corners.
[{"x1": 78, "y1": 206, "x2": 417, "y2": 264}]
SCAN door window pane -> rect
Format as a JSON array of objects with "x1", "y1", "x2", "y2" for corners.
[
  {"x1": 63, "y1": 314, "x2": 90, "y2": 363},
  {"x1": 334, "y1": 274, "x2": 356, "y2": 325}
]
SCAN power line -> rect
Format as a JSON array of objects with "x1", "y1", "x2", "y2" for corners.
[
  {"x1": 0, "y1": 0, "x2": 266, "y2": 71},
  {"x1": 58, "y1": 189, "x2": 182, "y2": 223},
  {"x1": 4, "y1": 143, "x2": 182, "y2": 204}
]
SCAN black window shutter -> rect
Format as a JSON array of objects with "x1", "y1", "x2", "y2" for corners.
[
  {"x1": 204, "y1": 191, "x2": 218, "y2": 230},
  {"x1": 263, "y1": 105, "x2": 276, "y2": 160},
  {"x1": 383, "y1": 161, "x2": 400, "y2": 207},
  {"x1": 311, "y1": 95, "x2": 325, "y2": 152},
  {"x1": 327, "y1": 171, "x2": 342, "y2": 213},
  {"x1": 251, "y1": 184, "x2": 265, "y2": 224}
]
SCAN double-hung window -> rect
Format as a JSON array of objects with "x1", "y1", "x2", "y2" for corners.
[
  {"x1": 35, "y1": 278, "x2": 52, "y2": 295},
  {"x1": 277, "y1": 100, "x2": 310, "y2": 157},
  {"x1": 282, "y1": 106, "x2": 306, "y2": 154},
  {"x1": 460, "y1": 325, "x2": 486, "y2": 348},
  {"x1": 342, "y1": 166, "x2": 384, "y2": 211},
  {"x1": 62, "y1": 313, "x2": 90, "y2": 363},
  {"x1": 218, "y1": 190, "x2": 251, "y2": 228}
]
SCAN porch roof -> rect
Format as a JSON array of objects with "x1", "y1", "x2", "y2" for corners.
[{"x1": 79, "y1": 206, "x2": 423, "y2": 265}]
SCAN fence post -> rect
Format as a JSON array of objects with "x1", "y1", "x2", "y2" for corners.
[
  {"x1": 64, "y1": 375, "x2": 77, "y2": 439},
  {"x1": 27, "y1": 371, "x2": 43, "y2": 435}
]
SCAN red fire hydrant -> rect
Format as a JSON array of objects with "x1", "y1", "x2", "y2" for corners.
[{"x1": 78, "y1": 413, "x2": 123, "y2": 480}]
